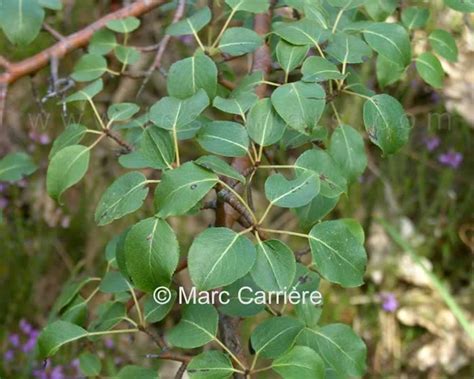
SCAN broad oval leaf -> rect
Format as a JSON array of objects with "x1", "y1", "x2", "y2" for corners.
[
  {"x1": 115, "y1": 45, "x2": 141, "y2": 66},
  {"x1": 271, "y1": 81, "x2": 326, "y2": 133},
  {"x1": 272, "y1": 346, "x2": 325, "y2": 379},
  {"x1": 247, "y1": 99, "x2": 286, "y2": 147},
  {"x1": 415, "y1": 52, "x2": 444, "y2": 89},
  {"x1": 376, "y1": 55, "x2": 405, "y2": 87},
  {"x1": 401, "y1": 6, "x2": 430, "y2": 29},
  {"x1": 328, "y1": 0, "x2": 367, "y2": 9},
  {"x1": 166, "y1": 7, "x2": 211, "y2": 36},
  {"x1": 213, "y1": 91, "x2": 258, "y2": 117},
  {"x1": 47, "y1": 145, "x2": 90, "y2": 203},
  {"x1": 276, "y1": 40, "x2": 309, "y2": 75},
  {"x1": 117, "y1": 366, "x2": 157, "y2": 379},
  {"x1": 167, "y1": 54, "x2": 218, "y2": 99},
  {"x1": 363, "y1": 23, "x2": 411, "y2": 67},
  {"x1": 444, "y1": 0, "x2": 474, "y2": 12},
  {"x1": 219, "y1": 275, "x2": 265, "y2": 317},
  {"x1": 301, "y1": 56, "x2": 345, "y2": 82},
  {"x1": 124, "y1": 217, "x2": 180, "y2": 291},
  {"x1": 274, "y1": 19, "x2": 329, "y2": 47},
  {"x1": 0, "y1": 152, "x2": 37, "y2": 182},
  {"x1": 95, "y1": 171, "x2": 149, "y2": 226},
  {"x1": 79, "y1": 352, "x2": 101, "y2": 376},
  {"x1": 49, "y1": 124, "x2": 87, "y2": 159},
  {"x1": 197, "y1": 121, "x2": 249, "y2": 157},
  {"x1": 329, "y1": 124, "x2": 367, "y2": 183},
  {"x1": 363, "y1": 94, "x2": 411, "y2": 154},
  {"x1": 140, "y1": 126, "x2": 175, "y2": 170},
  {"x1": 293, "y1": 193, "x2": 339, "y2": 229},
  {"x1": 225, "y1": 0, "x2": 270, "y2": 13},
  {"x1": 39, "y1": 0, "x2": 63, "y2": 10},
  {"x1": 107, "y1": 103, "x2": 140, "y2": 122},
  {"x1": 71, "y1": 54, "x2": 108, "y2": 82},
  {"x1": 189, "y1": 227, "x2": 256, "y2": 290},
  {"x1": 38, "y1": 320, "x2": 88, "y2": 358},
  {"x1": 0, "y1": 0, "x2": 44, "y2": 45},
  {"x1": 99, "y1": 271, "x2": 129, "y2": 293},
  {"x1": 195, "y1": 155, "x2": 245, "y2": 183},
  {"x1": 309, "y1": 219, "x2": 367, "y2": 287},
  {"x1": 429, "y1": 29, "x2": 458, "y2": 62},
  {"x1": 167, "y1": 304, "x2": 218, "y2": 348},
  {"x1": 326, "y1": 32, "x2": 372, "y2": 64},
  {"x1": 106, "y1": 16, "x2": 140, "y2": 33},
  {"x1": 295, "y1": 149, "x2": 347, "y2": 198},
  {"x1": 64, "y1": 79, "x2": 103, "y2": 103},
  {"x1": 219, "y1": 27, "x2": 262, "y2": 56},
  {"x1": 251, "y1": 239, "x2": 296, "y2": 292},
  {"x1": 250, "y1": 316, "x2": 304, "y2": 359},
  {"x1": 188, "y1": 351, "x2": 235, "y2": 379},
  {"x1": 154, "y1": 162, "x2": 218, "y2": 218},
  {"x1": 264, "y1": 172, "x2": 320, "y2": 208},
  {"x1": 365, "y1": 0, "x2": 398, "y2": 21},
  {"x1": 89, "y1": 29, "x2": 117, "y2": 55},
  {"x1": 144, "y1": 291, "x2": 176, "y2": 323},
  {"x1": 300, "y1": 324, "x2": 367, "y2": 377}
]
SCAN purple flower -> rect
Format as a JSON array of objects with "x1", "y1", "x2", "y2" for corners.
[
  {"x1": 178, "y1": 35, "x2": 194, "y2": 45},
  {"x1": 381, "y1": 292, "x2": 398, "y2": 313},
  {"x1": 0, "y1": 197, "x2": 8, "y2": 209},
  {"x1": 4, "y1": 349, "x2": 14, "y2": 362},
  {"x1": 424, "y1": 136, "x2": 440, "y2": 151},
  {"x1": 104, "y1": 338, "x2": 114, "y2": 349},
  {"x1": 32, "y1": 369, "x2": 48, "y2": 379},
  {"x1": 438, "y1": 151, "x2": 463, "y2": 169},
  {"x1": 50, "y1": 365, "x2": 65, "y2": 379},
  {"x1": 8, "y1": 333, "x2": 20, "y2": 347},
  {"x1": 0, "y1": 183, "x2": 7, "y2": 192},
  {"x1": 38, "y1": 133, "x2": 51, "y2": 145},
  {"x1": 19, "y1": 319, "x2": 33, "y2": 334}
]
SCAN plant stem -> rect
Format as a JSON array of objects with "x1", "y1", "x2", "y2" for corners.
[
  {"x1": 342, "y1": 89, "x2": 372, "y2": 100},
  {"x1": 87, "y1": 328, "x2": 139, "y2": 337},
  {"x1": 87, "y1": 98, "x2": 106, "y2": 130},
  {"x1": 259, "y1": 227, "x2": 310, "y2": 240},
  {"x1": 127, "y1": 282, "x2": 144, "y2": 326},
  {"x1": 212, "y1": 9, "x2": 236, "y2": 48},
  {"x1": 214, "y1": 337, "x2": 247, "y2": 370},
  {"x1": 219, "y1": 180, "x2": 258, "y2": 224}
]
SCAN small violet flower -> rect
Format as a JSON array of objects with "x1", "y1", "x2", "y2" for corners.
[
  {"x1": 8, "y1": 333, "x2": 20, "y2": 347},
  {"x1": 380, "y1": 292, "x2": 398, "y2": 313},
  {"x1": 4, "y1": 350, "x2": 14, "y2": 362},
  {"x1": 438, "y1": 151, "x2": 463, "y2": 169},
  {"x1": 104, "y1": 338, "x2": 114, "y2": 349},
  {"x1": 424, "y1": 136, "x2": 440, "y2": 151},
  {"x1": 19, "y1": 319, "x2": 33, "y2": 334}
]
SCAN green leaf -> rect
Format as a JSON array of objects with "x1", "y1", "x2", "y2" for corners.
[
  {"x1": 444, "y1": 0, "x2": 474, "y2": 13},
  {"x1": 219, "y1": 27, "x2": 262, "y2": 56},
  {"x1": 247, "y1": 99, "x2": 286, "y2": 147},
  {"x1": 272, "y1": 346, "x2": 325, "y2": 379},
  {"x1": 71, "y1": 54, "x2": 108, "y2": 82},
  {"x1": 219, "y1": 275, "x2": 265, "y2": 317},
  {"x1": 274, "y1": 19, "x2": 329, "y2": 47},
  {"x1": 38, "y1": 320, "x2": 88, "y2": 358},
  {"x1": 309, "y1": 220, "x2": 366, "y2": 287},
  {"x1": 195, "y1": 155, "x2": 245, "y2": 183},
  {"x1": 150, "y1": 89, "x2": 209, "y2": 131},
  {"x1": 301, "y1": 56, "x2": 345, "y2": 82},
  {"x1": 416, "y1": 52, "x2": 444, "y2": 89},
  {"x1": 115, "y1": 45, "x2": 141, "y2": 66},
  {"x1": 251, "y1": 239, "x2": 296, "y2": 292},
  {"x1": 326, "y1": 32, "x2": 372, "y2": 64},
  {"x1": 124, "y1": 217, "x2": 179, "y2": 292},
  {"x1": 154, "y1": 162, "x2": 218, "y2": 218},
  {"x1": 213, "y1": 92, "x2": 258, "y2": 117},
  {"x1": 79, "y1": 352, "x2": 101, "y2": 376},
  {"x1": 327, "y1": 0, "x2": 367, "y2": 9},
  {"x1": 301, "y1": 324, "x2": 367, "y2": 377},
  {"x1": 188, "y1": 351, "x2": 235, "y2": 379},
  {"x1": 189, "y1": 227, "x2": 256, "y2": 290},
  {"x1": 60, "y1": 296, "x2": 87, "y2": 326},
  {"x1": 106, "y1": 16, "x2": 140, "y2": 33},
  {"x1": 401, "y1": 6, "x2": 430, "y2": 29},
  {"x1": 0, "y1": 152, "x2": 37, "y2": 182},
  {"x1": 49, "y1": 277, "x2": 96, "y2": 317},
  {"x1": 342, "y1": 218, "x2": 365, "y2": 244},
  {"x1": 295, "y1": 149, "x2": 347, "y2": 198},
  {"x1": 95, "y1": 172, "x2": 148, "y2": 225},
  {"x1": 166, "y1": 7, "x2": 211, "y2": 36},
  {"x1": 365, "y1": 0, "x2": 397, "y2": 21},
  {"x1": 107, "y1": 103, "x2": 140, "y2": 122},
  {"x1": 329, "y1": 124, "x2": 367, "y2": 183},
  {"x1": 225, "y1": 0, "x2": 270, "y2": 13},
  {"x1": 304, "y1": 4, "x2": 329, "y2": 28},
  {"x1": 271, "y1": 81, "x2": 326, "y2": 133},
  {"x1": 376, "y1": 55, "x2": 404, "y2": 87},
  {"x1": 363, "y1": 94, "x2": 411, "y2": 154},
  {"x1": 363, "y1": 23, "x2": 411, "y2": 67},
  {"x1": 197, "y1": 121, "x2": 249, "y2": 157},
  {"x1": 250, "y1": 317, "x2": 304, "y2": 359},
  {"x1": 47, "y1": 145, "x2": 90, "y2": 203},
  {"x1": 39, "y1": 0, "x2": 63, "y2": 10},
  {"x1": 429, "y1": 29, "x2": 458, "y2": 62},
  {"x1": 264, "y1": 172, "x2": 320, "y2": 208},
  {"x1": 167, "y1": 54, "x2": 218, "y2": 99},
  {"x1": 276, "y1": 40, "x2": 309, "y2": 75},
  {"x1": 294, "y1": 193, "x2": 339, "y2": 229},
  {"x1": 99, "y1": 272, "x2": 129, "y2": 293},
  {"x1": 144, "y1": 291, "x2": 176, "y2": 323},
  {"x1": 64, "y1": 79, "x2": 103, "y2": 103},
  {"x1": 0, "y1": 0, "x2": 44, "y2": 45},
  {"x1": 49, "y1": 124, "x2": 87, "y2": 159},
  {"x1": 167, "y1": 304, "x2": 218, "y2": 348},
  {"x1": 89, "y1": 29, "x2": 117, "y2": 55},
  {"x1": 117, "y1": 366, "x2": 157, "y2": 379},
  {"x1": 140, "y1": 126, "x2": 175, "y2": 170}
]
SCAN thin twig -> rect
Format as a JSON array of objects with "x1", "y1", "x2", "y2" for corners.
[{"x1": 42, "y1": 23, "x2": 65, "y2": 41}]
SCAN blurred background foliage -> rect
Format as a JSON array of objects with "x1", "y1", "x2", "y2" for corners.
[{"x1": 0, "y1": 0, "x2": 472, "y2": 378}]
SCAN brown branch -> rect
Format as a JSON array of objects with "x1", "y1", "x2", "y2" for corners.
[
  {"x1": 137, "y1": 0, "x2": 187, "y2": 96},
  {"x1": 104, "y1": 129, "x2": 134, "y2": 153},
  {"x1": 42, "y1": 23, "x2": 65, "y2": 41},
  {"x1": 0, "y1": 0, "x2": 165, "y2": 86}
]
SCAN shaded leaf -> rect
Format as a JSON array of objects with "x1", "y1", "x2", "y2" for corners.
[
  {"x1": 326, "y1": 32, "x2": 372, "y2": 64},
  {"x1": 144, "y1": 291, "x2": 176, "y2": 323},
  {"x1": 49, "y1": 124, "x2": 87, "y2": 158},
  {"x1": 264, "y1": 172, "x2": 320, "y2": 208},
  {"x1": 106, "y1": 17, "x2": 140, "y2": 33},
  {"x1": 276, "y1": 40, "x2": 309, "y2": 75},
  {"x1": 166, "y1": 7, "x2": 211, "y2": 36},
  {"x1": 213, "y1": 91, "x2": 258, "y2": 117},
  {"x1": 38, "y1": 320, "x2": 88, "y2": 358},
  {"x1": 429, "y1": 29, "x2": 458, "y2": 62},
  {"x1": 272, "y1": 346, "x2": 325, "y2": 379},
  {"x1": 79, "y1": 352, "x2": 101, "y2": 376},
  {"x1": 416, "y1": 52, "x2": 444, "y2": 89},
  {"x1": 195, "y1": 155, "x2": 245, "y2": 183},
  {"x1": 0, "y1": 0, "x2": 44, "y2": 45},
  {"x1": 274, "y1": 19, "x2": 329, "y2": 47},
  {"x1": 107, "y1": 103, "x2": 140, "y2": 122},
  {"x1": 71, "y1": 54, "x2": 107, "y2": 82},
  {"x1": 188, "y1": 351, "x2": 235, "y2": 379},
  {"x1": 115, "y1": 45, "x2": 141, "y2": 66},
  {"x1": 0, "y1": 152, "x2": 37, "y2": 182},
  {"x1": 197, "y1": 121, "x2": 249, "y2": 157},
  {"x1": 89, "y1": 29, "x2": 117, "y2": 55},
  {"x1": 247, "y1": 99, "x2": 286, "y2": 147},
  {"x1": 301, "y1": 56, "x2": 345, "y2": 82},
  {"x1": 64, "y1": 79, "x2": 103, "y2": 103},
  {"x1": 401, "y1": 6, "x2": 430, "y2": 29},
  {"x1": 219, "y1": 27, "x2": 262, "y2": 56},
  {"x1": 225, "y1": 0, "x2": 270, "y2": 13},
  {"x1": 140, "y1": 126, "x2": 175, "y2": 170}
]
